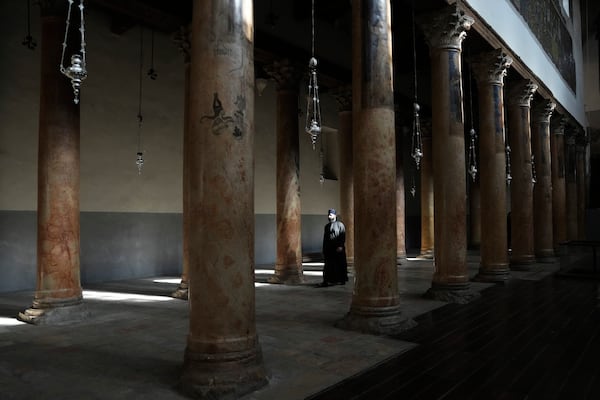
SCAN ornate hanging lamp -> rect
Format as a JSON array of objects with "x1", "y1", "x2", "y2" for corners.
[
  {"x1": 305, "y1": 0, "x2": 322, "y2": 150},
  {"x1": 505, "y1": 145, "x2": 512, "y2": 185},
  {"x1": 531, "y1": 153, "x2": 537, "y2": 184},
  {"x1": 60, "y1": 0, "x2": 88, "y2": 104},
  {"x1": 466, "y1": 53, "x2": 478, "y2": 182},
  {"x1": 410, "y1": 3, "x2": 423, "y2": 170},
  {"x1": 22, "y1": 0, "x2": 36, "y2": 50},
  {"x1": 135, "y1": 27, "x2": 145, "y2": 175}
]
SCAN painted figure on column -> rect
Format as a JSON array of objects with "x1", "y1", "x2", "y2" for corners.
[{"x1": 317, "y1": 209, "x2": 348, "y2": 287}]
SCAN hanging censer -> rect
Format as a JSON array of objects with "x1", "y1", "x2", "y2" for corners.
[
  {"x1": 305, "y1": 0, "x2": 322, "y2": 150},
  {"x1": 60, "y1": 0, "x2": 88, "y2": 104}
]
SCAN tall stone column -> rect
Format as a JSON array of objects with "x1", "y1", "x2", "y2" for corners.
[
  {"x1": 565, "y1": 134, "x2": 578, "y2": 240},
  {"x1": 470, "y1": 49, "x2": 512, "y2": 282},
  {"x1": 419, "y1": 121, "x2": 434, "y2": 259},
  {"x1": 332, "y1": 86, "x2": 355, "y2": 267},
  {"x1": 531, "y1": 100, "x2": 556, "y2": 260},
  {"x1": 172, "y1": 26, "x2": 191, "y2": 300},
  {"x1": 180, "y1": 1, "x2": 267, "y2": 397},
  {"x1": 265, "y1": 59, "x2": 303, "y2": 284},
  {"x1": 550, "y1": 116, "x2": 567, "y2": 252},
  {"x1": 19, "y1": 0, "x2": 87, "y2": 325},
  {"x1": 506, "y1": 80, "x2": 537, "y2": 267},
  {"x1": 396, "y1": 112, "x2": 407, "y2": 263},
  {"x1": 420, "y1": 5, "x2": 478, "y2": 303},
  {"x1": 337, "y1": 0, "x2": 412, "y2": 335},
  {"x1": 576, "y1": 135, "x2": 587, "y2": 239}
]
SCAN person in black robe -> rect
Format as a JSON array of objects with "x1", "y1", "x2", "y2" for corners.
[{"x1": 317, "y1": 209, "x2": 348, "y2": 287}]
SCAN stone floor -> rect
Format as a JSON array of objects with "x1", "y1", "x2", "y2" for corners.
[{"x1": 0, "y1": 254, "x2": 557, "y2": 400}]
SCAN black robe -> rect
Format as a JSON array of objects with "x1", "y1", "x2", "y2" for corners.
[{"x1": 322, "y1": 220, "x2": 348, "y2": 284}]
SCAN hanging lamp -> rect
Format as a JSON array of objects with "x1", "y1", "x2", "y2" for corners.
[
  {"x1": 305, "y1": 0, "x2": 322, "y2": 150},
  {"x1": 410, "y1": 2, "x2": 423, "y2": 170},
  {"x1": 60, "y1": 0, "x2": 88, "y2": 104},
  {"x1": 466, "y1": 50, "x2": 478, "y2": 182},
  {"x1": 505, "y1": 145, "x2": 512, "y2": 185},
  {"x1": 135, "y1": 26, "x2": 145, "y2": 175}
]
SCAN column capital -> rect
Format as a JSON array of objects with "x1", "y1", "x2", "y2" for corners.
[
  {"x1": 418, "y1": 5, "x2": 474, "y2": 51},
  {"x1": 507, "y1": 80, "x2": 537, "y2": 107},
  {"x1": 330, "y1": 85, "x2": 352, "y2": 112},
  {"x1": 469, "y1": 49, "x2": 512, "y2": 86},
  {"x1": 264, "y1": 58, "x2": 303, "y2": 92},
  {"x1": 532, "y1": 100, "x2": 556, "y2": 123},
  {"x1": 551, "y1": 115, "x2": 567, "y2": 136},
  {"x1": 173, "y1": 25, "x2": 192, "y2": 64}
]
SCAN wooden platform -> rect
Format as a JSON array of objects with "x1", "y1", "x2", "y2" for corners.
[{"x1": 307, "y1": 275, "x2": 600, "y2": 400}]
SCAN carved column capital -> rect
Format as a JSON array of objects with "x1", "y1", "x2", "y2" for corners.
[
  {"x1": 469, "y1": 49, "x2": 512, "y2": 86},
  {"x1": 418, "y1": 5, "x2": 474, "y2": 51},
  {"x1": 507, "y1": 80, "x2": 537, "y2": 107},
  {"x1": 330, "y1": 85, "x2": 352, "y2": 112},
  {"x1": 551, "y1": 115, "x2": 567, "y2": 136},
  {"x1": 532, "y1": 100, "x2": 556, "y2": 123},
  {"x1": 264, "y1": 59, "x2": 303, "y2": 92},
  {"x1": 173, "y1": 25, "x2": 192, "y2": 64}
]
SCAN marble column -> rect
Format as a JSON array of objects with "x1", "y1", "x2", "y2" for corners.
[
  {"x1": 265, "y1": 59, "x2": 304, "y2": 284},
  {"x1": 506, "y1": 80, "x2": 537, "y2": 267},
  {"x1": 470, "y1": 49, "x2": 512, "y2": 282},
  {"x1": 18, "y1": 0, "x2": 88, "y2": 325},
  {"x1": 180, "y1": 1, "x2": 267, "y2": 397},
  {"x1": 337, "y1": 0, "x2": 413, "y2": 335},
  {"x1": 531, "y1": 100, "x2": 556, "y2": 260},
  {"x1": 419, "y1": 121, "x2": 434, "y2": 259},
  {"x1": 576, "y1": 135, "x2": 587, "y2": 239},
  {"x1": 565, "y1": 134, "x2": 578, "y2": 240},
  {"x1": 420, "y1": 5, "x2": 478, "y2": 303},
  {"x1": 332, "y1": 86, "x2": 355, "y2": 267},
  {"x1": 396, "y1": 112, "x2": 407, "y2": 264},
  {"x1": 172, "y1": 26, "x2": 191, "y2": 300},
  {"x1": 550, "y1": 116, "x2": 567, "y2": 252}
]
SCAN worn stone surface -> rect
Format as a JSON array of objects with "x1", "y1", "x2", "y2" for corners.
[
  {"x1": 507, "y1": 80, "x2": 537, "y2": 265},
  {"x1": 337, "y1": 108, "x2": 354, "y2": 266},
  {"x1": 420, "y1": 126, "x2": 434, "y2": 258}
]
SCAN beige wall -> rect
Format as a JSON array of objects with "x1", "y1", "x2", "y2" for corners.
[{"x1": 0, "y1": 0, "x2": 341, "y2": 215}]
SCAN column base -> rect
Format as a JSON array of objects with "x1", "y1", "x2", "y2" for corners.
[
  {"x1": 18, "y1": 302, "x2": 90, "y2": 325},
  {"x1": 473, "y1": 265, "x2": 511, "y2": 283},
  {"x1": 416, "y1": 250, "x2": 434, "y2": 260},
  {"x1": 535, "y1": 250, "x2": 557, "y2": 263},
  {"x1": 335, "y1": 304, "x2": 416, "y2": 335},
  {"x1": 424, "y1": 283, "x2": 480, "y2": 304},
  {"x1": 171, "y1": 282, "x2": 189, "y2": 300},
  {"x1": 180, "y1": 345, "x2": 267, "y2": 400},
  {"x1": 396, "y1": 255, "x2": 407, "y2": 265},
  {"x1": 510, "y1": 254, "x2": 536, "y2": 270}
]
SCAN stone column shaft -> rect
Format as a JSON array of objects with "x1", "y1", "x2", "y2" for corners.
[
  {"x1": 469, "y1": 179, "x2": 481, "y2": 249},
  {"x1": 507, "y1": 80, "x2": 537, "y2": 266},
  {"x1": 420, "y1": 125, "x2": 434, "y2": 258},
  {"x1": 566, "y1": 135, "x2": 578, "y2": 240},
  {"x1": 396, "y1": 118, "x2": 406, "y2": 263},
  {"x1": 172, "y1": 26, "x2": 192, "y2": 300},
  {"x1": 333, "y1": 87, "x2": 355, "y2": 266},
  {"x1": 19, "y1": 1, "x2": 85, "y2": 324},
  {"x1": 576, "y1": 141, "x2": 587, "y2": 239},
  {"x1": 550, "y1": 118, "x2": 567, "y2": 251},
  {"x1": 266, "y1": 59, "x2": 303, "y2": 284},
  {"x1": 532, "y1": 100, "x2": 556, "y2": 260},
  {"x1": 471, "y1": 49, "x2": 512, "y2": 282},
  {"x1": 337, "y1": 0, "x2": 411, "y2": 335},
  {"x1": 420, "y1": 5, "x2": 478, "y2": 303},
  {"x1": 181, "y1": 1, "x2": 266, "y2": 397}
]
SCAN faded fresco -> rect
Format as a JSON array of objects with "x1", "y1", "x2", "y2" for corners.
[{"x1": 510, "y1": 0, "x2": 576, "y2": 92}]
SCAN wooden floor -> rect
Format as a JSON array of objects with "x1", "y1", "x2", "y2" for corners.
[{"x1": 307, "y1": 275, "x2": 600, "y2": 400}]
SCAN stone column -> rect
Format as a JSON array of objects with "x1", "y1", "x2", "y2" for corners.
[
  {"x1": 506, "y1": 80, "x2": 537, "y2": 267},
  {"x1": 419, "y1": 121, "x2": 434, "y2": 259},
  {"x1": 180, "y1": 1, "x2": 267, "y2": 397},
  {"x1": 265, "y1": 59, "x2": 304, "y2": 284},
  {"x1": 332, "y1": 86, "x2": 355, "y2": 267},
  {"x1": 565, "y1": 134, "x2": 578, "y2": 240},
  {"x1": 531, "y1": 100, "x2": 556, "y2": 260},
  {"x1": 172, "y1": 26, "x2": 191, "y2": 300},
  {"x1": 396, "y1": 112, "x2": 407, "y2": 264},
  {"x1": 18, "y1": 0, "x2": 87, "y2": 325},
  {"x1": 470, "y1": 49, "x2": 512, "y2": 282},
  {"x1": 576, "y1": 135, "x2": 587, "y2": 239},
  {"x1": 337, "y1": 0, "x2": 413, "y2": 335},
  {"x1": 550, "y1": 116, "x2": 567, "y2": 252},
  {"x1": 420, "y1": 5, "x2": 478, "y2": 303},
  {"x1": 469, "y1": 179, "x2": 481, "y2": 250}
]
